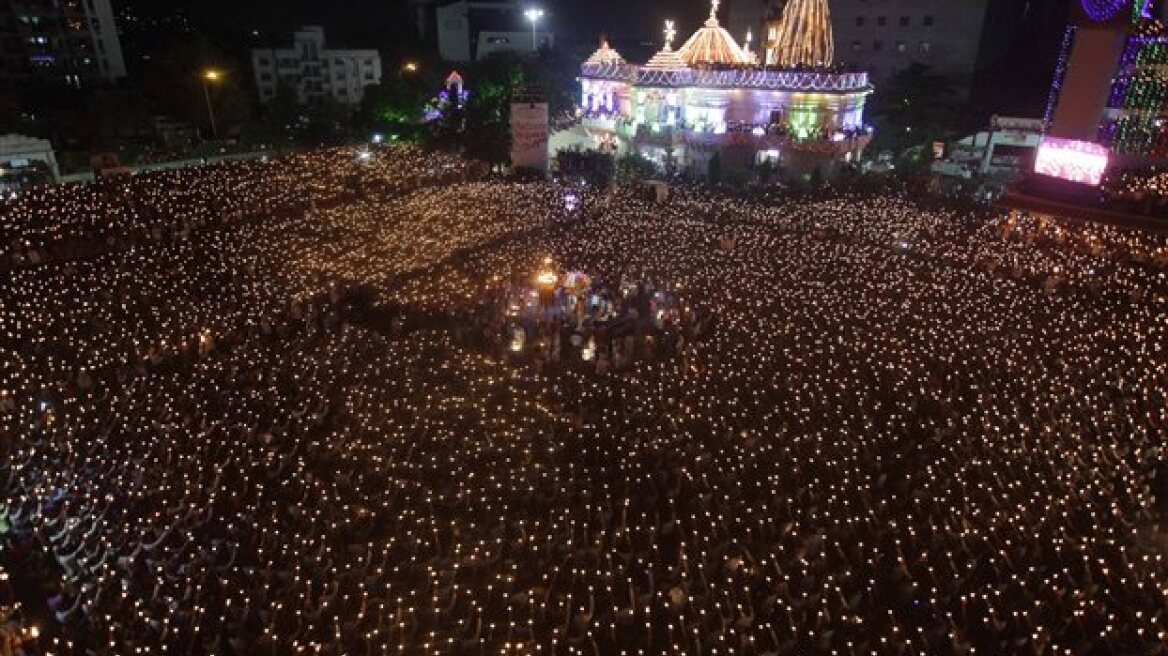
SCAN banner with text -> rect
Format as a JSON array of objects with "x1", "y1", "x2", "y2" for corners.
[{"x1": 511, "y1": 102, "x2": 549, "y2": 174}]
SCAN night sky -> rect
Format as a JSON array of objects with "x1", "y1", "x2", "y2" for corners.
[
  {"x1": 124, "y1": 0, "x2": 1069, "y2": 114},
  {"x1": 125, "y1": 0, "x2": 713, "y2": 48}
]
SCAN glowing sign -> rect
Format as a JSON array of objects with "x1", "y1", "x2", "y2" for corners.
[{"x1": 1034, "y1": 137, "x2": 1109, "y2": 186}]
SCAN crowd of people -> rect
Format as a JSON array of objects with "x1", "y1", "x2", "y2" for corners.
[
  {"x1": 1102, "y1": 167, "x2": 1168, "y2": 217},
  {"x1": 464, "y1": 268, "x2": 709, "y2": 375},
  {"x1": 1, "y1": 144, "x2": 1166, "y2": 656}
]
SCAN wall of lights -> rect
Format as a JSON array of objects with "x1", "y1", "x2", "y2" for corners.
[
  {"x1": 1044, "y1": 26, "x2": 1078, "y2": 131},
  {"x1": 1134, "y1": 0, "x2": 1156, "y2": 21},
  {"x1": 1097, "y1": 34, "x2": 1168, "y2": 156}
]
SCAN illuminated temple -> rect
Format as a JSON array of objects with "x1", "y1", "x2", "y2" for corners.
[{"x1": 578, "y1": 0, "x2": 872, "y2": 180}]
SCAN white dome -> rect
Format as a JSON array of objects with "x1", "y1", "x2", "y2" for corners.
[
  {"x1": 676, "y1": 13, "x2": 751, "y2": 66},
  {"x1": 585, "y1": 36, "x2": 626, "y2": 66}
]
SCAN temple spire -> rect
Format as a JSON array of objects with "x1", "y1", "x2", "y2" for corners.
[
  {"x1": 705, "y1": 0, "x2": 721, "y2": 26},
  {"x1": 766, "y1": 0, "x2": 834, "y2": 68}
]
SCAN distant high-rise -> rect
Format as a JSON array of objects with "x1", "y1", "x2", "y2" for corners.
[
  {"x1": 434, "y1": 0, "x2": 554, "y2": 62},
  {"x1": 113, "y1": 1, "x2": 197, "y2": 75},
  {"x1": 252, "y1": 27, "x2": 382, "y2": 107},
  {"x1": 409, "y1": 0, "x2": 442, "y2": 43},
  {"x1": 829, "y1": 0, "x2": 993, "y2": 86},
  {"x1": 730, "y1": 0, "x2": 1035, "y2": 93},
  {"x1": 0, "y1": 0, "x2": 127, "y2": 89}
]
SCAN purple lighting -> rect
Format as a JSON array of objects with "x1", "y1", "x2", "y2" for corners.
[{"x1": 1081, "y1": 0, "x2": 1126, "y2": 22}]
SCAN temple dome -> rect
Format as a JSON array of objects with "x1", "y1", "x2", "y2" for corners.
[
  {"x1": 645, "y1": 49, "x2": 688, "y2": 69},
  {"x1": 645, "y1": 41, "x2": 688, "y2": 70},
  {"x1": 677, "y1": 3, "x2": 752, "y2": 66},
  {"x1": 585, "y1": 36, "x2": 626, "y2": 66}
]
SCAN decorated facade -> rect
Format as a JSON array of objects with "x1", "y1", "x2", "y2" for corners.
[
  {"x1": 1046, "y1": 0, "x2": 1168, "y2": 160},
  {"x1": 578, "y1": 0, "x2": 871, "y2": 180},
  {"x1": 1097, "y1": 6, "x2": 1168, "y2": 158}
]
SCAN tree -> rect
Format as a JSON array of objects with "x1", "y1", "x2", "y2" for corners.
[
  {"x1": 867, "y1": 63, "x2": 959, "y2": 159},
  {"x1": 556, "y1": 150, "x2": 615, "y2": 188},
  {"x1": 293, "y1": 97, "x2": 353, "y2": 146},
  {"x1": 708, "y1": 152, "x2": 722, "y2": 185},
  {"x1": 755, "y1": 157, "x2": 778, "y2": 186},
  {"x1": 79, "y1": 88, "x2": 152, "y2": 151},
  {"x1": 451, "y1": 53, "x2": 526, "y2": 164},
  {"x1": 248, "y1": 82, "x2": 300, "y2": 146},
  {"x1": 357, "y1": 73, "x2": 431, "y2": 129},
  {"x1": 522, "y1": 47, "x2": 580, "y2": 119},
  {"x1": 416, "y1": 47, "x2": 580, "y2": 165},
  {"x1": 136, "y1": 35, "x2": 253, "y2": 137},
  {"x1": 616, "y1": 153, "x2": 659, "y2": 185}
]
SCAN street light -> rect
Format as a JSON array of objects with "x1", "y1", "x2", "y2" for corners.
[
  {"x1": 402, "y1": 61, "x2": 419, "y2": 73},
  {"x1": 201, "y1": 68, "x2": 223, "y2": 140},
  {"x1": 524, "y1": 7, "x2": 544, "y2": 52}
]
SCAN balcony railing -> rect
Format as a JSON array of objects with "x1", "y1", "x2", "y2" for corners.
[
  {"x1": 605, "y1": 120, "x2": 873, "y2": 153},
  {"x1": 581, "y1": 63, "x2": 871, "y2": 93},
  {"x1": 680, "y1": 129, "x2": 872, "y2": 153}
]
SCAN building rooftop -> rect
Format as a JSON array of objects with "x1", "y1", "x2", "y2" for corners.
[
  {"x1": 585, "y1": 37, "x2": 626, "y2": 66},
  {"x1": 677, "y1": 4, "x2": 753, "y2": 67}
]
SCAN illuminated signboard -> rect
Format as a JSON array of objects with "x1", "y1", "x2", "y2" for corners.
[{"x1": 1034, "y1": 137, "x2": 1110, "y2": 186}]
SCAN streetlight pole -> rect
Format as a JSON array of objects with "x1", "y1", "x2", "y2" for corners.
[
  {"x1": 524, "y1": 8, "x2": 544, "y2": 52},
  {"x1": 202, "y1": 69, "x2": 222, "y2": 140}
]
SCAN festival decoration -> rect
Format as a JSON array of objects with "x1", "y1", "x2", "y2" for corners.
[
  {"x1": 585, "y1": 35, "x2": 626, "y2": 66},
  {"x1": 767, "y1": 0, "x2": 835, "y2": 67},
  {"x1": 1097, "y1": 34, "x2": 1168, "y2": 157},
  {"x1": 676, "y1": 0, "x2": 753, "y2": 66},
  {"x1": 1134, "y1": 0, "x2": 1156, "y2": 21},
  {"x1": 1044, "y1": 26, "x2": 1077, "y2": 130},
  {"x1": 1081, "y1": 0, "x2": 1127, "y2": 22}
]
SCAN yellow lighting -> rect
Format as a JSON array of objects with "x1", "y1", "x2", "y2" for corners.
[{"x1": 203, "y1": 69, "x2": 223, "y2": 82}]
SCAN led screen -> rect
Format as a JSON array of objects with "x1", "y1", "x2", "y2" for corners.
[{"x1": 1034, "y1": 137, "x2": 1110, "y2": 186}]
